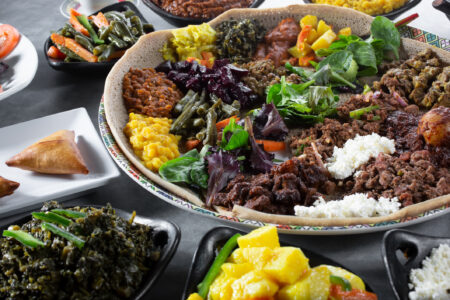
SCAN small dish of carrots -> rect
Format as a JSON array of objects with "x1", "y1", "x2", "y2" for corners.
[{"x1": 45, "y1": 2, "x2": 154, "y2": 70}]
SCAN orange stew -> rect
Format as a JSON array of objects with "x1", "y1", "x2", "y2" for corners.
[
  {"x1": 122, "y1": 68, "x2": 183, "y2": 118},
  {"x1": 151, "y1": 0, "x2": 254, "y2": 19},
  {"x1": 254, "y1": 18, "x2": 300, "y2": 67}
]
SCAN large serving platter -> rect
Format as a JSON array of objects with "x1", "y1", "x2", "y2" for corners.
[{"x1": 101, "y1": 5, "x2": 450, "y2": 234}]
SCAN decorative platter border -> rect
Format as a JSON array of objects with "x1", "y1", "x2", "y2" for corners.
[{"x1": 98, "y1": 25, "x2": 450, "y2": 235}]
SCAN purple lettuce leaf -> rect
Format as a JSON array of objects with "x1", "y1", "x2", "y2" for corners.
[
  {"x1": 205, "y1": 150, "x2": 240, "y2": 207},
  {"x1": 253, "y1": 104, "x2": 289, "y2": 141}
]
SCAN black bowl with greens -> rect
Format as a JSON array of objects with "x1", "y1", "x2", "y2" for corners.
[
  {"x1": 44, "y1": 2, "x2": 153, "y2": 72},
  {"x1": 0, "y1": 202, "x2": 180, "y2": 299}
]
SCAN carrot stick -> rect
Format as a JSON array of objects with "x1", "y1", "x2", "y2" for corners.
[
  {"x1": 47, "y1": 45, "x2": 66, "y2": 59},
  {"x1": 70, "y1": 15, "x2": 90, "y2": 36},
  {"x1": 216, "y1": 116, "x2": 240, "y2": 131},
  {"x1": 50, "y1": 33, "x2": 65, "y2": 46},
  {"x1": 93, "y1": 12, "x2": 109, "y2": 29},
  {"x1": 255, "y1": 140, "x2": 286, "y2": 152},
  {"x1": 70, "y1": 8, "x2": 82, "y2": 17},
  {"x1": 185, "y1": 139, "x2": 201, "y2": 151},
  {"x1": 65, "y1": 37, "x2": 98, "y2": 62},
  {"x1": 297, "y1": 25, "x2": 312, "y2": 45}
]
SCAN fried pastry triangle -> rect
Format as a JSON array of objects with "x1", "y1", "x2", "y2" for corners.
[
  {"x1": 0, "y1": 176, "x2": 19, "y2": 198},
  {"x1": 6, "y1": 130, "x2": 89, "y2": 175}
]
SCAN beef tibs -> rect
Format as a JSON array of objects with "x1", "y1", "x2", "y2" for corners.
[
  {"x1": 373, "y1": 48, "x2": 449, "y2": 108},
  {"x1": 212, "y1": 158, "x2": 330, "y2": 215},
  {"x1": 351, "y1": 151, "x2": 450, "y2": 207}
]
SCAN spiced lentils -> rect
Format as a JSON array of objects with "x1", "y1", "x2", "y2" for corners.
[{"x1": 123, "y1": 68, "x2": 183, "y2": 118}]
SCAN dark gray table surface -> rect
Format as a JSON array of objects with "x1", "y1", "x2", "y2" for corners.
[{"x1": 1, "y1": 1, "x2": 449, "y2": 299}]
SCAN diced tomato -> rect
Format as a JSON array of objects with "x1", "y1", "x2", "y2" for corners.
[
  {"x1": 0, "y1": 24, "x2": 20, "y2": 59},
  {"x1": 330, "y1": 284, "x2": 378, "y2": 300}
]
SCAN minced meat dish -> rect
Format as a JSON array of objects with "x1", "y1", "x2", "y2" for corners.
[{"x1": 123, "y1": 68, "x2": 183, "y2": 118}]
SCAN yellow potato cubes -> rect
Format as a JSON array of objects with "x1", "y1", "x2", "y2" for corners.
[
  {"x1": 242, "y1": 247, "x2": 274, "y2": 269},
  {"x1": 221, "y1": 263, "x2": 254, "y2": 278},
  {"x1": 237, "y1": 225, "x2": 280, "y2": 249},
  {"x1": 186, "y1": 293, "x2": 204, "y2": 300},
  {"x1": 308, "y1": 265, "x2": 331, "y2": 300},
  {"x1": 311, "y1": 29, "x2": 337, "y2": 51},
  {"x1": 209, "y1": 272, "x2": 235, "y2": 300},
  {"x1": 277, "y1": 275, "x2": 310, "y2": 300},
  {"x1": 231, "y1": 270, "x2": 279, "y2": 300},
  {"x1": 263, "y1": 247, "x2": 310, "y2": 284},
  {"x1": 323, "y1": 265, "x2": 365, "y2": 290}
]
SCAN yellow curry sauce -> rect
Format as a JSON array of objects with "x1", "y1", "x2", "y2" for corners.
[{"x1": 312, "y1": 0, "x2": 408, "y2": 16}]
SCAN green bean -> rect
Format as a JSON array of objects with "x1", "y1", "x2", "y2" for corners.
[
  {"x1": 192, "y1": 118, "x2": 206, "y2": 128},
  {"x1": 104, "y1": 11, "x2": 127, "y2": 23},
  {"x1": 197, "y1": 234, "x2": 241, "y2": 298},
  {"x1": 93, "y1": 44, "x2": 108, "y2": 56},
  {"x1": 113, "y1": 20, "x2": 136, "y2": 44},
  {"x1": 107, "y1": 33, "x2": 127, "y2": 48},
  {"x1": 123, "y1": 9, "x2": 136, "y2": 18},
  {"x1": 130, "y1": 16, "x2": 143, "y2": 36},
  {"x1": 98, "y1": 24, "x2": 114, "y2": 40},
  {"x1": 174, "y1": 90, "x2": 197, "y2": 115},
  {"x1": 170, "y1": 92, "x2": 198, "y2": 133},
  {"x1": 41, "y1": 222, "x2": 85, "y2": 250},
  {"x1": 32, "y1": 212, "x2": 72, "y2": 227},
  {"x1": 3, "y1": 230, "x2": 45, "y2": 248},
  {"x1": 203, "y1": 96, "x2": 219, "y2": 146},
  {"x1": 57, "y1": 45, "x2": 85, "y2": 61},
  {"x1": 220, "y1": 101, "x2": 239, "y2": 117},
  {"x1": 196, "y1": 103, "x2": 210, "y2": 116},
  {"x1": 51, "y1": 209, "x2": 87, "y2": 219},
  {"x1": 98, "y1": 44, "x2": 115, "y2": 62},
  {"x1": 196, "y1": 128, "x2": 207, "y2": 141},
  {"x1": 61, "y1": 23, "x2": 77, "y2": 37},
  {"x1": 131, "y1": 27, "x2": 139, "y2": 36},
  {"x1": 75, "y1": 35, "x2": 94, "y2": 52},
  {"x1": 77, "y1": 15, "x2": 104, "y2": 44},
  {"x1": 143, "y1": 23, "x2": 154, "y2": 34}
]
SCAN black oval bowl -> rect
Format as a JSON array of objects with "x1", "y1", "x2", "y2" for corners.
[
  {"x1": 142, "y1": 0, "x2": 266, "y2": 27},
  {"x1": 44, "y1": 2, "x2": 148, "y2": 73},
  {"x1": 0, "y1": 205, "x2": 181, "y2": 300},
  {"x1": 302, "y1": 0, "x2": 421, "y2": 19},
  {"x1": 182, "y1": 226, "x2": 376, "y2": 299},
  {"x1": 382, "y1": 229, "x2": 450, "y2": 300}
]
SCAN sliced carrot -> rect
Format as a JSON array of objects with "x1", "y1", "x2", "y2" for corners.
[
  {"x1": 65, "y1": 37, "x2": 98, "y2": 62},
  {"x1": 47, "y1": 45, "x2": 66, "y2": 59},
  {"x1": 0, "y1": 24, "x2": 20, "y2": 59},
  {"x1": 70, "y1": 15, "x2": 90, "y2": 36},
  {"x1": 93, "y1": 12, "x2": 109, "y2": 29},
  {"x1": 70, "y1": 8, "x2": 82, "y2": 17},
  {"x1": 50, "y1": 33, "x2": 65, "y2": 46},
  {"x1": 297, "y1": 25, "x2": 312, "y2": 45},
  {"x1": 216, "y1": 116, "x2": 240, "y2": 131},
  {"x1": 255, "y1": 140, "x2": 286, "y2": 152},
  {"x1": 185, "y1": 139, "x2": 201, "y2": 151},
  {"x1": 298, "y1": 54, "x2": 316, "y2": 67}
]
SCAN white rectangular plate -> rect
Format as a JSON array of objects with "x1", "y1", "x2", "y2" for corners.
[{"x1": 0, "y1": 108, "x2": 120, "y2": 217}]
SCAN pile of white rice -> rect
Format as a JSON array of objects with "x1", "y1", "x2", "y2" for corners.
[
  {"x1": 294, "y1": 193, "x2": 401, "y2": 218},
  {"x1": 409, "y1": 243, "x2": 450, "y2": 300},
  {"x1": 325, "y1": 133, "x2": 396, "y2": 180}
]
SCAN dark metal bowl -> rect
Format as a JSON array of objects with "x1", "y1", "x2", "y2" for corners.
[
  {"x1": 302, "y1": 0, "x2": 422, "y2": 19},
  {"x1": 142, "y1": 0, "x2": 266, "y2": 27},
  {"x1": 382, "y1": 229, "x2": 450, "y2": 300},
  {"x1": 44, "y1": 2, "x2": 149, "y2": 73},
  {"x1": 182, "y1": 226, "x2": 376, "y2": 299},
  {"x1": 0, "y1": 205, "x2": 181, "y2": 299}
]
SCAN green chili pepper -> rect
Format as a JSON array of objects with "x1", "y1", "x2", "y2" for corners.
[
  {"x1": 349, "y1": 105, "x2": 380, "y2": 119},
  {"x1": 76, "y1": 15, "x2": 104, "y2": 44},
  {"x1": 41, "y1": 222, "x2": 85, "y2": 249},
  {"x1": 32, "y1": 212, "x2": 72, "y2": 227},
  {"x1": 330, "y1": 275, "x2": 352, "y2": 291},
  {"x1": 3, "y1": 230, "x2": 45, "y2": 248},
  {"x1": 197, "y1": 233, "x2": 241, "y2": 298},
  {"x1": 51, "y1": 209, "x2": 87, "y2": 219}
]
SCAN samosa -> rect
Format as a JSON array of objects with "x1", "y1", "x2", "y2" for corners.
[
  {"x1": 0, "y1": 176, "x2": 19, "y2": 197},
  {"x1": 6, "y1": 130, "x2": 89, "y2": 175}
]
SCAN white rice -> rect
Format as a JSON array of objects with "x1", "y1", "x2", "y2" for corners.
[
  {"x1": 293, "y1": 193, "x2": 401, "y2": 218},
  {"x1": 325, "y1": 133, "x2": 395, "y2": 180},
  {"x1": 409, "y1": 243, "x2": 450, "y2": 300}
]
